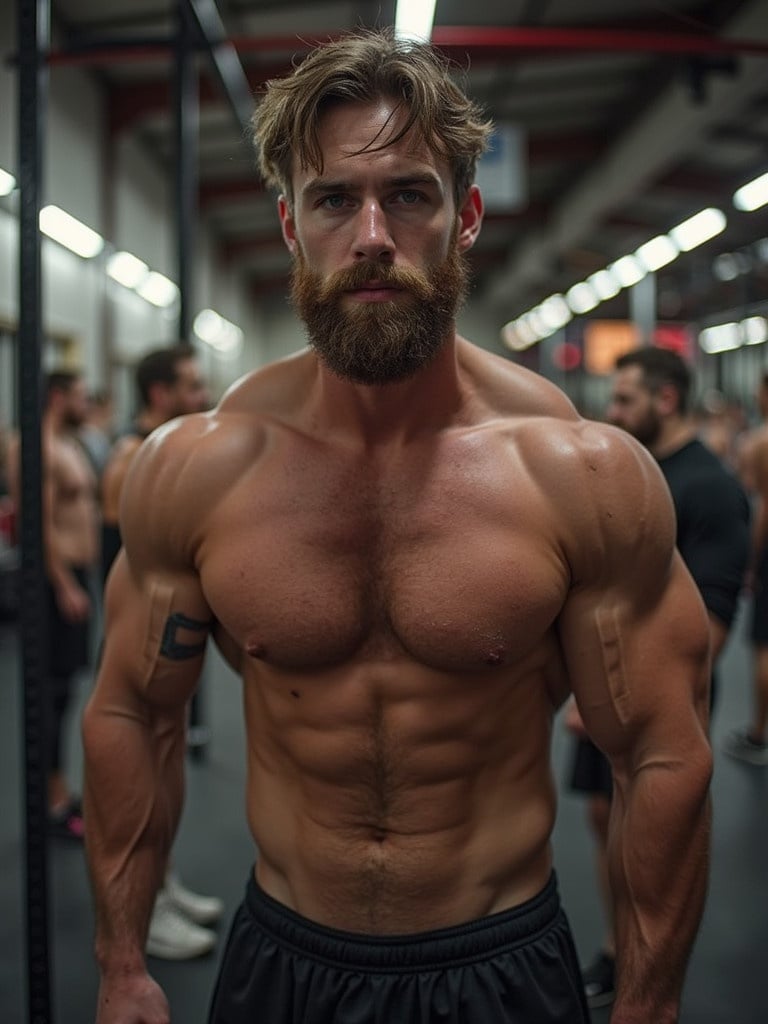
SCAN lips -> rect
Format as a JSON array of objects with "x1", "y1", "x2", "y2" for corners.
[{"x1": 346, "y1": 281, "x2": 402, "y2": 301}]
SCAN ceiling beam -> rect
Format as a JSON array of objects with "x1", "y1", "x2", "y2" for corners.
[
  {"x1": 484, "y1": 0, "x2": 768, "y2": 312},
  {"x1": 183, "y1": 0, "x2": 253, "y2": 138}
]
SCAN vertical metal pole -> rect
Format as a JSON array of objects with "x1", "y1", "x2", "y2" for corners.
[
  {"x1": 17, "y1": 1, "x2": 53, "y2": 1022},
  {"x1": 174, "y1": 0, "x2": 198, "y2": 342},
  {"x1": 630, "y1": 273, "x2": 657, "y2": 346},
  {"x1": 174, "y1": 1, "x2": 208, "y2": 754}
]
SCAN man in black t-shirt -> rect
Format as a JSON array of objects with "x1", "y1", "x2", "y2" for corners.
[{"x1": 567, "y1": 346, "x2": 750, "y2": 1009}]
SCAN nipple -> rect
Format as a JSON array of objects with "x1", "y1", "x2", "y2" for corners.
[{"x1": 485, "y1": 646, "x2": 506, "y2": 666}]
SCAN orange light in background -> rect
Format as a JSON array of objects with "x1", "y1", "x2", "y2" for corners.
[{"x1": 584, "y1": 321, "x2": 640, "y2": 375}]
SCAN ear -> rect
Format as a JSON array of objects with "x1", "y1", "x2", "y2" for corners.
[
  {"x1": 278, "y1": 195, "x2": 298, "y2": 256},
  {"x1": 456, "y1": 184, "x2": 484, "y2": 254},
  {"x1": 656, "y1": 382, "x2": 680, "y2": 416}
]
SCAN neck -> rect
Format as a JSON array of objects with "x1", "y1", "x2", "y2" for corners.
[
  {"x1": 43, "y1": 408, "x2": 69, "y2": 437},
  {"x1": 136, "y1": 409, "x2": 169, "y2": 435},
  {"x1": 648, "y1": 417, "x2": 696, "y2": 460},
  {"x1": 309, "y1": 333, "x2": 465, "y2": 445}
]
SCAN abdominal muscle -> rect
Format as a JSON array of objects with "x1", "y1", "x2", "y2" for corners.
[{"x1": 241, "y1": 657, "x2": 559, "y2": 935}]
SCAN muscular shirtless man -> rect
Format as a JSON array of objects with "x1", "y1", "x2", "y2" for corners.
[
  {"x1": 83, "y1": 31, "x2": 712, "y2": 1024},
  {"x1": 10, "y1": 371, "x2": 98, "y2": 838}
]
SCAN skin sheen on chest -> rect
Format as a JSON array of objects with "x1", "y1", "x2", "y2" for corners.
[{"x1": 200, "y1": 479, "x2": 569, "y2": 674}]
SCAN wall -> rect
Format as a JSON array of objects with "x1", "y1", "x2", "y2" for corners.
[{"x1": 0, "y1": 5, "x2": 262, "y2": 424}]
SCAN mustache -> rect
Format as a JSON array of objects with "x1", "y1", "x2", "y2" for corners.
[{"x1": 314, "y1": 260, "x2": 434, "y2": 303}]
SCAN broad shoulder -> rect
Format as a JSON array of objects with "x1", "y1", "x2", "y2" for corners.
[
  {"x1": 519, "y1": 416, "x2": 677, "y2": 585},
  {"x1": 458, "y1": 338, "x2": 579, "y2": 422}
]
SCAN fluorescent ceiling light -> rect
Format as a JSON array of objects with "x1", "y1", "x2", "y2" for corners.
[
  {"x1": 502, "y1": 315, "x2": 541, "y2": 350},
  {"x1": 587, "y1": 269, "x2": 621, "y2": 301},
  {"x1": 194, "y1": 308, "x2": 243, "y2": 353},
  {"x1": 699, "y1": 322, "x2": 741, "y2": 354},
  {"x1": 566, "y1": 281, "x2": 599, "y2": 315},
  {"x1": 513, "y1": 317, "x2": 540, "y2": 348},
  {"x1": 0, "y1": 167, "x2": 16, "y2": 196},
  {"x1": 107, "y1": 250, "x2": 148, "y2": 289},
  {"x1": 733, "y1": 170, "x2": 768, "y2": 212},
  {"x1": 608, "y1": 255, "x2": 646, "y2": 288},
  {"x1": 743, "y1": 316, "x2": 767, "y2": 346},
  {"x1": 394, "y1": 0, "x2": 437, "y2": 42},
  {"x1": 500, "y1": 321, "x2": 535, "y2": 352},
  {"x1": 669, "y1": 207, "x2": 726, "y2": 252},
  {"x1": 526, "y1": 308, "x2": 548, "y2": 340},
  {"x1": 137, "y1": 271, "x2": 179, "y2": 307},
  {"x1": 635, "y1": 234, "x2": 679, "y2": 272},
  {"x1": 538, "y1": 294, "x2": 572, "y2": 332},
  {"x1": 39, "y1": 204, "x2": 104, "y2": 258}
]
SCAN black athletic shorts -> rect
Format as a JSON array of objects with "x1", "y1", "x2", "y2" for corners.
[
  {"x1": 208, "y1": 870, "x2": 589, "y2": 1024},
  {"x1": 750, "y1": 549, "x2": 768, "y2": 646},
  {"x1": 47, "y1": 566, "x2": 90, "y2": 677},
  {"x1": 569, "y1": 736, "x2": 613, "y2": 798}
]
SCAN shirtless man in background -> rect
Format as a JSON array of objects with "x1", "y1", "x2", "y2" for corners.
[
  {"x1": 10, "y1": 371, "x2": 98, "y2": 839},
  {"x1": 84, "y1": 31, "x2": 712, "y2": 1024},
  {"x1": 724, "y1": 370, "x2": 768, "y2": 764},
  {"x1": 101, "y1": 344, "x2": 209, "y2": 583}
]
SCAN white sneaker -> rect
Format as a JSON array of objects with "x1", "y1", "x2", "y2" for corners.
[
  {"x1": 723, "y1": 728, "x2": 768, "y2": 766},
  {"x1": 146, "y1": 890, "x2": 217, "y2": 960},
  {"x1": 165, "y1": 872, "x2": 224, "y2": 926}
]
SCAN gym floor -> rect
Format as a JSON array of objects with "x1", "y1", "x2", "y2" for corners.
[{"x1": 0, "y1": 597, "x2": 766, "y2": 1023}]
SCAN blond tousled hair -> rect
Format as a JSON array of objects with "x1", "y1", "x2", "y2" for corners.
[{"x1": 252, "y1": 29, "x2": 493, "y2": 206}]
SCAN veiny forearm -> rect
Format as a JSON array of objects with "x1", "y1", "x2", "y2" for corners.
[
  {"x1": 608, "y1": 751, "x2": 712, "y2": 1024},
  {"x1": 83, "y1": 696, "x2": 186, "y2": 972}
]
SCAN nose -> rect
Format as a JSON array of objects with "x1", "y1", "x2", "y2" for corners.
[{"x1": 353, "y1": 200, "x2": 395, "y2": 262}]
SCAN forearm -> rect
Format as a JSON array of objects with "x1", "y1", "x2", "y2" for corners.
[
  {"x1": 608, "y1": 752, "x2": 712, "y2": 1024},
  {"x1": 83, "y1": 698, "x2": 186, "y2": 972}
]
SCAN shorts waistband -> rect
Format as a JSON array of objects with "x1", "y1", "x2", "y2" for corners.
[{"x1": 243, "y1": 871, "x2": 561, "y2": 972}]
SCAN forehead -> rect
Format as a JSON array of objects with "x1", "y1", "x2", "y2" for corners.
[
  {"x1": 174, "y1": 358, "x2": 201, "y2": 382},
  {"x1": 295, "y1": 98, "x2": 449, "y2": 189},
  {"x1": 612, "y1": 365, "x2": 647, "y2": 394}
]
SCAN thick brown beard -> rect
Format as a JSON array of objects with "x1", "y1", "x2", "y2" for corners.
[{"x1": 290, "y1": 248, "x2": 469, "y2": 385}]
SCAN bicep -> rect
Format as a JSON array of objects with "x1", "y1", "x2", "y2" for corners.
[
  {"x1": 558, "y1": 553, "x2": 710, "y2": 775},
  {"x1": 97, "y1": 551, "x2": 212, "y2": 715}
]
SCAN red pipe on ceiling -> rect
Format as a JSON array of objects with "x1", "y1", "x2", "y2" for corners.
[
  {"x1": 429, "y1": 26, "x2": 768, "y2": 57},
  {"x1": 46, "y1": 25, "x2": 768, "y2": 67}
]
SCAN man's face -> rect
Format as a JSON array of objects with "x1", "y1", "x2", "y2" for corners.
[
  {"x1": 279, "y1": 98, "x2": 481, "y2": 385},
  {"x1": 606, "y1": 365, "x2": 662, "y2": 447},
  {"x1": 63, "y1": 378, "x2": 89, "y2": 429},
  {"x1": 168, "y1": 358, "x2": 210, "y2": 416}
]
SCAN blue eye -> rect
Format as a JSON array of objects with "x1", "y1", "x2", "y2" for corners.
[
  {"x1": 399, "y1": 190, "x2": 421, "y2": 204},
  {"x1": 321, "y1": 194, "x2": 346, "y2": 210}
]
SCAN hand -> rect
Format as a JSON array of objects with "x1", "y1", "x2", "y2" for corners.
[
  {"x1": 56, "y1": 579, "x2": 91, "y2": 623},
  {"x1": 96, "y1": 972, "x2": 170, "y2": 1024},
  {"x1": 564, "y1": 697, "x2": 588, "y2": 737}
]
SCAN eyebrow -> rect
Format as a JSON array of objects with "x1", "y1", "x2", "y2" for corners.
[{"x1": 301, "y1": 172, "x2": 443, "y2": 199}]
